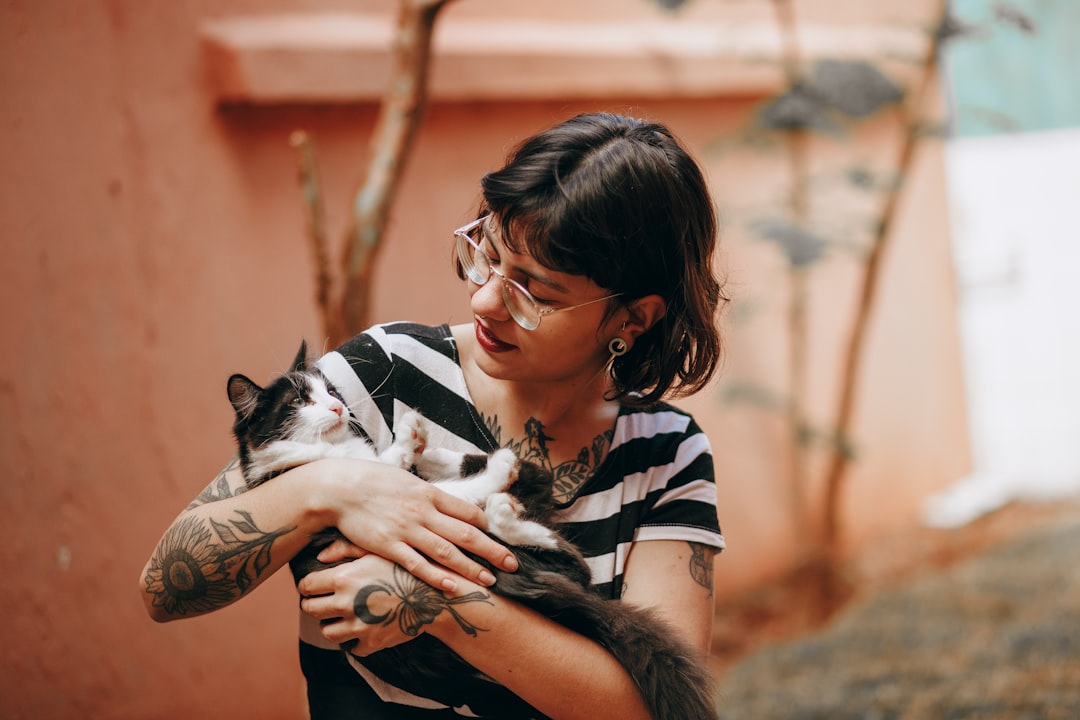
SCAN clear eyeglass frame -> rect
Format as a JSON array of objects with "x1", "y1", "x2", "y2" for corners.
[{"x1": 453, "y1": 215, "x2": 622, "y2": 331}]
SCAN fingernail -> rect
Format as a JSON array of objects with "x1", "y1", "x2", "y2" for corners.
[
  {"x1": 502, "y1": 554, "x2": 518, "y2": 572},
  {"x1": 479, "y1": 570, "x2": 496, "y2": 586},
  {"x1": 441, "y1": 577, "x2": 457, "y2": 592}
]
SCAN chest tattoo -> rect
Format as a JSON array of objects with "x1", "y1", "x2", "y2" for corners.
[{"x1": 480, "y1": 413, "x2": 613, "y2": 504}]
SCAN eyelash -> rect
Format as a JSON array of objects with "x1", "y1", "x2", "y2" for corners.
[{"x1": 480, "y1": 238, "x2": 556, "y2": 305}]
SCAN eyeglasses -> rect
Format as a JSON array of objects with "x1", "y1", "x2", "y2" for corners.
[{"x1": 454, "y1": 215, "x2": 622, "y2": 331}]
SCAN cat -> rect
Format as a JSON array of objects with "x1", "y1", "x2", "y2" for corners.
[{"x1": 226, "y1": 341, "x2": 716, "y2": 720}]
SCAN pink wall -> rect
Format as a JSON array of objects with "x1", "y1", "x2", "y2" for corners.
[{"x1": 1, "y1": 0, "x2": 966, "y2": 717}]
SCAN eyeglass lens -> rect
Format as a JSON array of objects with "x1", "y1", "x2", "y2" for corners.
[
  {"x1": 500, "y1": 280, "x2": 540, "y2": 330},
  {"x1": 457, "y1": 223, "x2": 542, "y2": 329},
  {"x1": 460, "y1": 232, "x2": 488, "y2": 285}
]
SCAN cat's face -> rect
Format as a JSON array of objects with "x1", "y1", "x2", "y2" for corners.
[{"x1": 228, "y1": 369, "x2": 353, "y2": 446}]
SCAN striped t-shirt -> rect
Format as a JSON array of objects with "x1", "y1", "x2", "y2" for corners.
[{"x1": 300, "y1": 322, "x2": 725, "y2": 718}]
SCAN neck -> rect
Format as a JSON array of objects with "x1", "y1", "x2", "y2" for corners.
[
  {"x1": 505, "y1": 374, "x2": 612, "y2": 430},
  {"x1": 451, "y1": 324, "x2": 617, "y2": 438}
]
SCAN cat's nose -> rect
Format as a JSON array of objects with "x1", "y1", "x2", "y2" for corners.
[{"x1": 331, "y1": 403, "x2": 344, "y2": 416}]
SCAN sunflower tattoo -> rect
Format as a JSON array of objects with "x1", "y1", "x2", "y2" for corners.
[
  {"x1": 143, "y1": 512, "x2": 293, "y2": 616},
  {"x1": 353, "y1": 565, "x2": 493, "y2": 637}
]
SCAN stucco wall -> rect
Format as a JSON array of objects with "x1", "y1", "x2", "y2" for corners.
[{"x1": 1, "y1": 1, "x2": 966, "y2": 717}]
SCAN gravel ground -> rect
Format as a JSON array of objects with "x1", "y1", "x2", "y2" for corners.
[{"x1": 714, "y1": 509, "x2": 1080, "y2": 720}]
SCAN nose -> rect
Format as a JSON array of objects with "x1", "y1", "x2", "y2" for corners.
[
  {"x1": 470, "y1": 274, "x2": 509, "y2": 321},
  {"x1": 330, "y1": 401, "x2": 344, "y2": 417}
]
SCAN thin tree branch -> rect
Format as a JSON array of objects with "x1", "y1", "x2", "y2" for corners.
[
  {"x1": 821, "y1": 0, "x2": 950, "y2": 549},
  {"x1": 336, "y1": 0, "x2": 455, "y2": 343},
  {"x1": 771, "y1": 0, "x2": 813, "y2": 557},
  {"x1": 290, "y1": 130, "x2": 333, "y2": 342}
]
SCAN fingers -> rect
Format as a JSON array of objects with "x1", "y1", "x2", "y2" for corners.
[
  {"x1": 317, "y1": 538, "x2": 367, "y2": 564},
  {"x1": 324, "y1": 471, "x2": 519, "y2": 590},
  {"x1": 296, "y1": 564, "x2": 341, "y2": 598},
  {"x1": 430, "y1": 489, "x2": 490, "y2": 530},
  {"x1": 298, "y1": 592, "x2": 342, "y2": 622},
  {"x1": 430, "y1": 491, "x2": 519, "y2": 575},
  {"x1": 296, "y1": 557, "x2": 417, "y2": 656},
  {"x1": 391, "y1": 536, "x2": 488, "y2": 592}
]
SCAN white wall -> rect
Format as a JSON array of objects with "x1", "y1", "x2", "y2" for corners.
[{"x1": 925, "y1": 127, "x2": 1080, "y2": 527}]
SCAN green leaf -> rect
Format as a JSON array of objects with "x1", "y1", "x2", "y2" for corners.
[
  {"x1": 807, "y1": 59, "x2": 903, "y2": 118},
  {"x1": 719, "y1": 381, "x2": 788, "y2": 412},
  {"x1": 993, "y1": 3, "x2": 1037, "y2": 34},
  {"x1": 647, "y1": 0, "x2": 691, "y2": 10},
  {"x1": 751, "y1": 217, "x2": 827, "y2": 268},
  {"x1": 758, "y1": 83, "x2": 840, "y2": 134}
]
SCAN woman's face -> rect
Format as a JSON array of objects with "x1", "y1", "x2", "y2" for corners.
[{"x1": 465, "y1": 219, "x2": 622, "y2": 387}]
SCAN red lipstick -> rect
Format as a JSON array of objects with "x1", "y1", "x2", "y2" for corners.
[{"x1": 475, "y1": 321, "x2": 515, "y2": 353}]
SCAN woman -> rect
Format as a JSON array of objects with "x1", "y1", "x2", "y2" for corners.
[{"x1": 140, "y1": 112, "x2": 726, "y2": 719}]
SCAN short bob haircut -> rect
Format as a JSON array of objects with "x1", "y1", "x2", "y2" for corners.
[{"x1": 459, "y1": 112, "x2": 726, "y2": 407}]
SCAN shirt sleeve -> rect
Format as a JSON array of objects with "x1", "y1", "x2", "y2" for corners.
[{"x1": 634, "y1": 416, "x2": 725, "y2": 552}]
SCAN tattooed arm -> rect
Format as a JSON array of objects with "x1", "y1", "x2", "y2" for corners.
[
  {"x1": 138, "y1": 457, "x2": 517, "y2": 622},
  {"x1": 296, "y1": 543, "x2": 715, "y2": 720},
  {"x1": 295, "y1": 545, "x2": 715, "y2": 720},
  {"x1": 298, "y1": 554, "x2": 655, "y2": 720},
  {"x1": 621, "y1": 540, "x2": 716, "y2": 653},
  {"x1": 139, "y1": 459, "x2": 306, "y2": 622}
]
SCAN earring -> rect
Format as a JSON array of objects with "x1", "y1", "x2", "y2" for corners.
[{"x1": 608, "y1": 337, "x2": 628, "y2": 358}]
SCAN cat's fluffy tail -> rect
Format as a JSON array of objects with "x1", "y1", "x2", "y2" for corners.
[{"x1": 495, "y1": 549, "x2": 717, "y2": 720}]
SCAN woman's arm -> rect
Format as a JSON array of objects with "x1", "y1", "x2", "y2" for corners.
[
  {"x1": 621, "y1": 539, "x2": 717, "y2": 653},
  {"x1": 138, "y1": 457, "x2": 518, "y2": 623},
  {"x1": 297, "y1": 539, "x2": 715, "y2": 720}
]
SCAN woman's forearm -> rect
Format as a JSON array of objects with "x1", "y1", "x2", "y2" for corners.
[
  {"x1": 140, "y1": 457, "x2": 518, "y2": 623},
  {"x1": 427, "y1": 582, "x2": 652, "y2": 720},
  {"x1": 138, "y1": 461, "x2": 331, "y2": 622}
]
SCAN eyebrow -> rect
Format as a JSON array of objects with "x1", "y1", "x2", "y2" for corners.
[{"x1": 480, "y1": 220, "x2": 571, "y2": 294}]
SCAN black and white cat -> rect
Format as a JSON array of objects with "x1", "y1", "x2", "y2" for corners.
[{"x1": 226, "y1": 342, "x2": 715, "y2": 720}]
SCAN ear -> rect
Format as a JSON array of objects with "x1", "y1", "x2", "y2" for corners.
[
  {"x1": 291, "y1": 340, "x2": 309, "y2": 372},
  {"x1": 227, "y1": 374, "x2": 262, "y2": 419},
  {"x1": 621, "y1": 294, "x2": 667, "y2": 342}
]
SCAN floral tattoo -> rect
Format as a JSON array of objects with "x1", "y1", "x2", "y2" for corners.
[
  {"x1": 187, "y1": 458, "x2": 246, "y2": 510},
  {"x1": 143, "y1": 511, "x2": 293, "y2": 616},
  {"x1": 481, "y1": 412, "x2": 612, "y2": 503},
  {"x1": 354, "y1": 565, "x2": 493, "y2": 637}
]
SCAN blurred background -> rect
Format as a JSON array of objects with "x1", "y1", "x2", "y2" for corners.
[{"x1": 2, "y1": 0, "x2": 1077, "y2": 717}]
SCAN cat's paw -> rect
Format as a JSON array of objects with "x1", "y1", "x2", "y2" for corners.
[
  {"x1": 387, "y1": 411, "x2": 427, "y2": 468},
  {"x1": 485, "y1": 449, "x2": 519, "y2": 492},
  {"x1": 486, "y1": 493, "x2": 559, "y2": 550}
]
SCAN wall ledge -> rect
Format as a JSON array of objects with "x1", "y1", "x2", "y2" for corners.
[{"x1": 201, "y1": 13, "x2": 928, "y2": 104}]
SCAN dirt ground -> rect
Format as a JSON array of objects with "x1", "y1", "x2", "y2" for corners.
[{"x1": 709, "y1": 498, "x2": 1080, "y2": 719}]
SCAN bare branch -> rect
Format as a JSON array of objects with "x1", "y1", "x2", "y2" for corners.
[
  {"x1": 336, "y1": 0, "x2": 455, "y2": 342},
  {"x1": 289, "y1": 130, "x2": 334, "y2": 342},
  {"x1": 820, "y1": 0, "x2": 951, "y2": 549},
  {"x1": 769, "y1": 0, "x2": 814, "y2": 561}
]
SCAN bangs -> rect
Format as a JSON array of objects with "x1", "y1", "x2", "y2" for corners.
[{"x1": 483, "y1": 193, "x2": 592, "y2": 279}]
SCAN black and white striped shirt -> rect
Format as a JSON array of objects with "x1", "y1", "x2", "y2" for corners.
[{"x1": 300, "y1": 322, "x2": 725, "y2": 717}]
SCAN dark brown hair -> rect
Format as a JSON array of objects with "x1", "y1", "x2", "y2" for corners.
[{"x1": 467, "y1": 112, "x2": 726, "y2": 406}]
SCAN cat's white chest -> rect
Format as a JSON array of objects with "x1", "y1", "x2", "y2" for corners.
[{"x1": 248, "y1": 436, "x2": 378, "y2": 479}]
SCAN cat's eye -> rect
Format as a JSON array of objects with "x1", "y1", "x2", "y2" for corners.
[
  {"x1": 327, "y1": 388, "x2": 345, "y2": 403},
  {"x1": 290, "y1": 395, "x2": 306, "y2": 406}
]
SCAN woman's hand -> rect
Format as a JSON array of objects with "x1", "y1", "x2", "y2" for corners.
[
  {"x1": 299, "y1": 554, "x2": 418, "y2": 655},
  {"x1": 301, "y1": 458, "x2": 517, "y2": 592},
  {"x1": 298, "y1": 554, "x2": 495, "y2": 657}
]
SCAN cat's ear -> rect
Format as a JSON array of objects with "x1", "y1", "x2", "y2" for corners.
[
  {"x1": 227, "y1": 374, "x2": 262, "y2": 419},
  {"x1": 291, "y1": 340, "x2": 309, "y2": 372}
]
